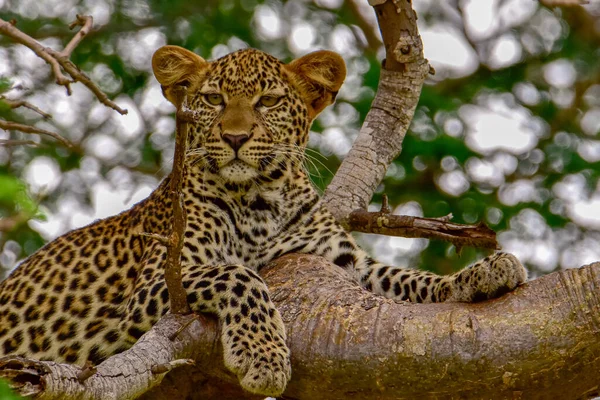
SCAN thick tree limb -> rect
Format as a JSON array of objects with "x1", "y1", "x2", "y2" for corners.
[
  {"x1": 0, "y1": 16, "x2": 127, "y2": 115},
  {"x1": 323, "y1": 0, "x2": 431, "y2": 226},
  {"x1": 3, "y1": 255, "x2": 599, "y2": 399}
]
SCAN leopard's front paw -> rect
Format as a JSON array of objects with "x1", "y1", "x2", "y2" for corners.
[
  {"x1": 222, "y1": 314, "x2": 291, "y2": 396},
  {"x1": 448, "y1": 252, "x2": 527, "y2": 302}
]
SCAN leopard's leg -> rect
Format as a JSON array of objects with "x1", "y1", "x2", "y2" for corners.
[
  {"x1": 355, "y1": 251, "x2": 527, "y2": 303},
  {"x1": 184, "y1": 264, "x2": 290, "y2": 396},
  {"x1": 122, "y1": 263, "x2": 291, "y2": 397}
]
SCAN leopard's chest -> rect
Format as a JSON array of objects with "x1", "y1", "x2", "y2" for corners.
[{"x1": 180, "y1": 190, "x2": 291, "y2": 270}]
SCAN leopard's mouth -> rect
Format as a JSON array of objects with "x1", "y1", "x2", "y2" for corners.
[{"x1": 219, "y1": 159, "x2": 259, "y2": 182}]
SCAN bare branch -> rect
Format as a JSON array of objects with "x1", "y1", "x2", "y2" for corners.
[
  {"x1": 1, "y1": 97, "x2": 52, "y2": 119},
  {"x1": 0, "y1": 139, "x2": 40, "y2": 147},
  {"x1": 0, "y1": 120, "x2": 73, "y2": 148},
  {"x1": 348, "y1": 209, "x2": 499, "y2": 250},
  {"x1": 2, "y1": 256, "x2": 599, "y2": 399},
  {"x1": 0, "y1": 16, "x2": 128, "y2": 115},
  {"x1": 164, "y1": 88, "x2": 199, "y2": 315},
  {"x1": 323, "y1": 0, "x2": 431, "y2": 226},
  {"x1": 0, "y1": 212, "x2": 31, "y2": 232},
  {"x1": 61, "y1": 15, "x2": 93, "y2": 58},
  {"x1": 540, "y1": 0, "x2": 589, "y2": 6}
]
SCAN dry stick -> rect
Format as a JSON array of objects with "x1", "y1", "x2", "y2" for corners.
[
  {"x1": 347, "y1": 193, "x2": 498, "y2": 250},
  {"x1": 0, "y1": 120, "x2": 73, "y2": 148},
  {"x1": 163, "y1": 88, "x2": 198, "y2": 315},
  {"x1": 0, "y1": 139, "x2": 40, "y2": 147},
  {"x1": 348, "y1": 210, "x2": 499, "y2": 250},
  {"x1": 0, "y1": 16, "x2": 127, "y2": 115},
  {"x1": 1, "y1": 97, "x2": 52, "y2": 119}
]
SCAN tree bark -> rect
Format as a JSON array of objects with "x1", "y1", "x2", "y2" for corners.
[
  {"x1": 323, "y1": 0, "x2": 431, "y2": 226},
  {"x1": 3, "y1": 255, "x2": 599, "y2": 399}
]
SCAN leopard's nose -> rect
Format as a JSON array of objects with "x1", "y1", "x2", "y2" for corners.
[{"x1": 222, "y1": 133, "x2": 250, "y2": 152}]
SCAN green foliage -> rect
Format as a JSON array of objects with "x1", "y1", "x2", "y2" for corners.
[
  {"x1": 0, "y1": 174, "x2": 38, "y2": 216},
  {"x1": 0, "y1": 379, "x2": 22, "y2": 400}
]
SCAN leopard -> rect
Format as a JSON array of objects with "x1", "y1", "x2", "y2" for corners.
[{"x1": 0, "y1": 45, "x2": 527, "y2": 397}]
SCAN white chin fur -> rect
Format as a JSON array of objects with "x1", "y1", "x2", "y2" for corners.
[{"x1": 219, "y1": 160, "x2": 258, "y2": 182}]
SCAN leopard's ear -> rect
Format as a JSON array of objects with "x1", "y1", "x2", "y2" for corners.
[
  {"x1": 152, "y1": 45, "x2": 207, "y2": 106},
  {"x1": 285, "y1": 50, "x2": 346, "y2": 119}
]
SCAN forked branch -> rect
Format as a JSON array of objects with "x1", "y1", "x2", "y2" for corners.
[{"x1": 0, "y1": 16, "x2": 127, "y2": 114}]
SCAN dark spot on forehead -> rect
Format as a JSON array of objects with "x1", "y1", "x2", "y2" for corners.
[{"x1": 208, "y1": 49, "x2": 286, "y2": 95}]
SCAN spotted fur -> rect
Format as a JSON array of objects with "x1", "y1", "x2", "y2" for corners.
[{"x1": 0, "y1": 46, "x2": 527, "y2": 396}]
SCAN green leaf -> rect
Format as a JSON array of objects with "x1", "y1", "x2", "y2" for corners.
[{"x1": 0, "y1": 379, "x2": 22, "y2": 400}]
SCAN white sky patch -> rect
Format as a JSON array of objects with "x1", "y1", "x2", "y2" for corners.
[
  {"x1": 462, "y1": 0, "x2": 498, "y2": 41},
  {"x1": 255, "y1": 5, "x2": 282, "y2": 40},
  {"x1": 578, "y1": 139, "x2": 600, "y2": 163},
  {"x1": 112, "y1": 95, "x2": 144, "y2": 139},
  {"x1": 140, "y1": 82, "x2": 176, "y2": 118},
  {"x1": 81, "y1": 0, "x2": 111, "y2": 27},
  {"x1": 466, "y1": 157, "x2": 504, "y2": 187},
  {"x1": 85, "y1": 134, "x2": 124, "y2": 161},
  {"x1": 544, "y1": 59, "x2": 577, "y2": 89},
  {"x1": 90, "y1": 181, "x2": 153, "y2": 220},
  {"x1": 289, "y1": 23, "x2": 316, "y2": 53},
  {"x1": 437, "y1": 170, "x2": 470, "y2": 196},
  {"x1": 318, "y1": 127, "x2": 352, "y2": 157},
  {"x1": 29, "y1": 207, "x2": 64, "y2": 241},
  {"x1": 568, "y1": 197, "x2": 600, "y2": 229},
  {"x1": 421, "y1": 25, "x2": 478, "y2": 78},
  {"x1": 23, "y1": 156, "x2": 61, "y2": 194},
  {"x1": 553, "y1": 174, "x2": 586, "y2": 203},
  {"x1": 314, "y1": 0, "x2": 343, "y2": 9},
  {"x1": 329, "y1": 24, "x2": 358, "y2": 57},
  {"x1": 459, "y1": 98, "x2": 540, "y2": 154},
  {"x1": 513, "y1": 82, "x2": 541, "y2": 106},
  {"x1": 488, "y1": 33, "x2": 522, "y2": 69},
  {"x1": 580, "y1": 108, "x2": 600, "y2": 136},
  {"x1": 499, "y1": 180, "x2": 541, "y2": 206}
]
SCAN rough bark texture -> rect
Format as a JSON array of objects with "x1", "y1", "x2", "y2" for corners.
[
  {"x1": 322, "y1": 0, "x2": 430, "y2": 225},
  {"x1": 3, "y1": 255, "x2": 599, "y2": 399}
]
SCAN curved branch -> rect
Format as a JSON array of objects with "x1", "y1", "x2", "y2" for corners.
[
  {"x1": 0, "y1": 120, "x2": 73, "y2": 148},
  {"x1": 3, "y1": 255, "x2": 599, "y2": 399},
  {"x1": 0, "y1": 16, "x2": 127, "y2": 115}
]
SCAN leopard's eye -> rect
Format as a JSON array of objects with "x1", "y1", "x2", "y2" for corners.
[
  {"x1": 204, "y1": 93, "x2": 224, "y2": 106},
  {"x1": 258, "y1": 96, "x2": 281, "y2": 108}
]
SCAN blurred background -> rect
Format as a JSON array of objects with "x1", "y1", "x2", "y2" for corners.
[{"x1": 0, "y1": 0, "x2": 599, "y2": 280}]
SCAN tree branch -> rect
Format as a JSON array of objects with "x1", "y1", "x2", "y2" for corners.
[
  {"x1": 1, "y1": 97, "x2": 52, "y2": 119},
  {"x1": 163, "y1": 90, "x2": 196, "y2": 315},
  {"x1": 3, "y1": 255, "x2": 599, "y2": 399},
  {"x1": 323, "y1": 0, "x2": 432, "y2": 227},
  {"x1": 0, "y1": 119, "x2": 73, "y2": 148},
  {"x1": 348, "y1": 210, "x2": 499, "y2": 250},
  {"x1": 0, "y1": 16, "x2": 127, "y2": 115},
  {"x1": 138, "y1": 89, "x2": 196, "y2": 315}
]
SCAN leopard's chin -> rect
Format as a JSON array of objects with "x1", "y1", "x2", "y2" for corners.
[{"x1": 219, "y1": 160, "x2": 259, "y2": 183}]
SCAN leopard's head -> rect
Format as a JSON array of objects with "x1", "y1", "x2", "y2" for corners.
[{"x1": 152, "y1": 46, "x2": 346, "y2": 183}]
